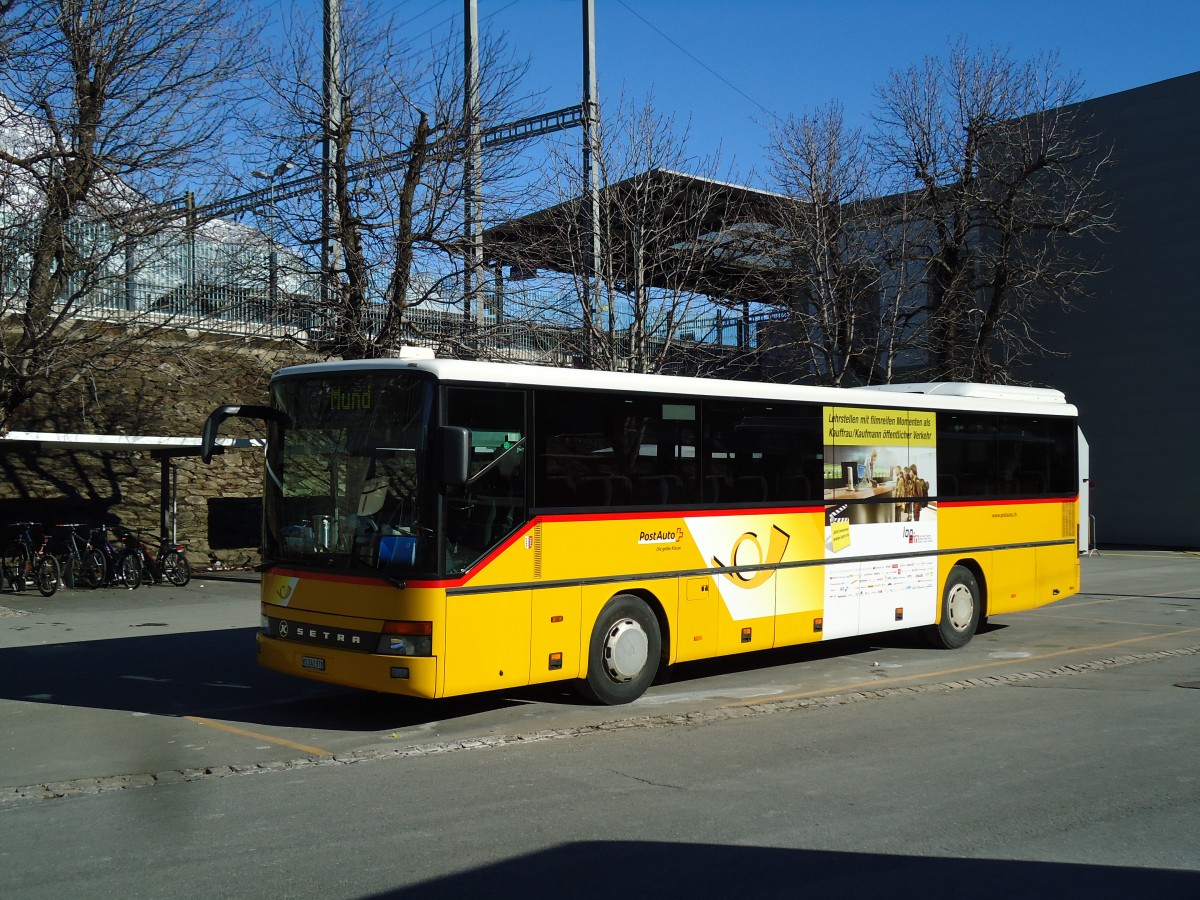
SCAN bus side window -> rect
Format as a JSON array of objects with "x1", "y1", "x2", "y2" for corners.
[
  {"x1": 444, "y1": 388, "x2": 527, "y2": 573},
  {"x1": 535, "y1": 390, "x2": 698, "y2": 510},
  {"x1": 703, "y1": 400, "x2": 822, "y2": 504}
]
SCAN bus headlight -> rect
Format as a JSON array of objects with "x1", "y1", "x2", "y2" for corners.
[{"x1": 377, "y1": 621, "x2": 433, "y2": 656}]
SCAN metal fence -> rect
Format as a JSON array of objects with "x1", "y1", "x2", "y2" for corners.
[{"x1": 4, "y1": 211, "x2": 784, "y2": 370}]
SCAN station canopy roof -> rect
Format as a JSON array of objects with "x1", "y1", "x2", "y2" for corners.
[
  {"x1": 2, "y1": 432, "x2": 262, "y2": 457},
  {"x1": 483, "y1": 169, "x2": 800, "y2": 305}
]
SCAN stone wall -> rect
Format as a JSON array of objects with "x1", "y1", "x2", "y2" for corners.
[{"x1": 0, "y1": 328, "x2": 321, "y2": 567}]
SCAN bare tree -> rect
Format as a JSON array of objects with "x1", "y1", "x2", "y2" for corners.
[
  {"x1": 248, "y1": 0, "x2": 531, "y2": 360},
  {"x1": 873, "y1": 41, "x2": 1113, "y2": 382},
  {"x1": 766, "y1": 102, "x2": 924, "y2": 385},
  {"x1": 493, "y1": 94, "x2": 755, "y2": 374},
  {"x1": 0, "y1": 0, "x2": 257, "y2": 433}
]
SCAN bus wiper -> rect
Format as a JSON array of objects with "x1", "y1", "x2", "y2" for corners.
[{"x1": 344, "y1": 552, "x2": 408, "y2": 589}]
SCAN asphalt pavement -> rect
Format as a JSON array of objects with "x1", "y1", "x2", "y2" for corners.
[
  {"x1": 1, "y1": 552, "x2": 1199, "y2": 898},
  {"x1": 1, "y1": 551, "x2": 1198, "y2": 800}
]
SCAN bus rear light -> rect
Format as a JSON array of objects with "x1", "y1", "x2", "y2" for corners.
[{"x1": 377, "y1": 621, "x2": 433, "y2": 657}]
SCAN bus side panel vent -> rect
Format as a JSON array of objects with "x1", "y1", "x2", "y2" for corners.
[{"x1": 533, "y1": 524, "x2": 543, "y2": 580}]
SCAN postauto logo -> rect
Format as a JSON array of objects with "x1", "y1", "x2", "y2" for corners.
[{"x1": 638, "y1": 526, "x2": 683, "y2": 545}]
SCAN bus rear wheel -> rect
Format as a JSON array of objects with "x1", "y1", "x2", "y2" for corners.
[
  {"x1": 579, "y1": 594, "x2": 661, "y2": 705},
  {"x1": 926, "y1": 565, "x2": 981, "y2": 649}
]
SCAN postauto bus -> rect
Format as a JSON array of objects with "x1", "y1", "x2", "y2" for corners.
[{"x1": 201, "y1": 356, "x2": 1084, "y2": 704}]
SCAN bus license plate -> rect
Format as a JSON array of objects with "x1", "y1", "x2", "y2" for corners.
[{"x1": 301, "y1": 655, "x2": 326, "y2": 671}]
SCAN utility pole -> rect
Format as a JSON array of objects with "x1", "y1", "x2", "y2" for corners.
[
  {"x1": 581, "y1": 0, "x2": 602, "y2": 366},
  {"x1": 463, "y1": 0, "x2": 484, "y2": 340},
  {"x1": 322, "y1": 0, "x2": 344, "y2": 317}
]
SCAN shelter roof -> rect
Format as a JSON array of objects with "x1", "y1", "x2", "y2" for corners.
[
  {"x1": 483, "y1": 168, "x2": 799, "y2": 304},
  {"x1": 2, "y1": 432, "x2": 263, "y2": 457}
]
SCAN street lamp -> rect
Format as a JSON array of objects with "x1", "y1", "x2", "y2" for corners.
[{"x1": 251, "y1": 161, "x2": 294, "y2": 319}]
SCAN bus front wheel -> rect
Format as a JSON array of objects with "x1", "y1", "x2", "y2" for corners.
[
  {"x1": 579, "y1": 594, "x2": 661, "y2": 705},
  {"x1": 926, "y1": 565, "x2": 981, "y2": 649}
]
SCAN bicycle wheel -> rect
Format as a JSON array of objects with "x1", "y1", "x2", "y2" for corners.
[
  {"x1": 3, "y1": 542, "x2": 30, "y2": 592},
  {"x1": 2, "y1": 542, "x2": 27, "y2": 586},
  {"x1": 80, "y1": 548, "x2": 105, "y2": 589},
  {"x1": 160, "y1": 550, "x2": 191, "y2": 587},
  {"x1": 141, "y1": 553, "x2": 158, "y2": 585},
  {"x1": 35, "y1": 554, "x2": 60, "y2": 597},
  {"x1": 118, "y1": 553, "x2": 142, "y2": 589}
]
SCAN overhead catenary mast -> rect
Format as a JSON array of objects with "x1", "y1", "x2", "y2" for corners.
[
  {"x1": 322, "y1": 0, "x2": 344, "y2": 314},
  {"x1": 463, "y1": 0, "x2": 484, "y2": 332}
]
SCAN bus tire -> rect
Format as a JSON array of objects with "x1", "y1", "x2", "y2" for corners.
[
  {"x1": 579, "y1": 594, "x2": 661, "y2": 705},
  {"x1": 926, "y1": 565, "x2": 981, "y2": 649}
]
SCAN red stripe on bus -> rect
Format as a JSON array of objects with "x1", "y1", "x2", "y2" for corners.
[
  {"x1": 269, "y1": 507, "x2": 827, "y2": 591},
  {"x1": 535, "y1": 505, "x2": 825, "y2": 524},
  {"x1": 457, "y1": 507, "x2": 824, "y2": 586},
  {"x1": 936, "y1": 495, "x2": 1078, "y2": 508}
]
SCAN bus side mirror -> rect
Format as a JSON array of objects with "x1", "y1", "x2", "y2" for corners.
[
  {"x1": 201, "y1": 404, "x2": 287, "y2": 463},
  {"x1": 439, "y1": 426, "x2": 471, "y2": 487}
]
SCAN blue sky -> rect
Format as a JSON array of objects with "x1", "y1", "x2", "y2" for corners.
[{"x1": 436, "y1": 0, "x2": 1199, "y2": 185}]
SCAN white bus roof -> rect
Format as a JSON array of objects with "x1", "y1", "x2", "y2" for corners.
[
  {"x1": 273, "y1": 358, "x2": 1077, "y2": 417},
  {"x1": 859, "y1": 382, "x2": 1067, "y2": 403}
]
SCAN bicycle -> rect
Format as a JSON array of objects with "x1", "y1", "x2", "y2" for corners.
[
  {"x1": 114, "y1": 527, "x2": 191, "y2": 587},
  {"x1": 3, "y1": 522, "x2": 61, "y2": 597},
  {"x1": 89, "y1": 525, "x2": 141, "y2": 589},
  {"x1": 50, "y1": 523, "x2": 106, "y2": 590},
  {"x1": 156, "y1": 539, "x2": 192, "y2": 586}
]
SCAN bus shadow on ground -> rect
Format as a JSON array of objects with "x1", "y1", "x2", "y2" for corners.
[
  {"x1": 0, "y1": 621, "x2": 1013, "y2": 734},
  {"x1": 373, "y1": 840, "x2": 1200, "y2": 899},
  {"x1": 0, "y1": 628, "x2": 529, "y2": 732},
  {"x1": 653, "y1": 620, "x2": 1009, "y2": 691}
]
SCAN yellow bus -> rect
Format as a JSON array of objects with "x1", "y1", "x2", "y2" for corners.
[{"x1": 201, "y1": 357, "x2": 1083, "y2": 704}]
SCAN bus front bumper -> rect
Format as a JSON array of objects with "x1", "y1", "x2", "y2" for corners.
[{"x1": 256, "y1": 633, "x2": 439, "y2": 698}]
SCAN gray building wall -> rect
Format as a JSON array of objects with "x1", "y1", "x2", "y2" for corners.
[{"x1": 1019, "y1": 72, "x2": 1200, "y2": 548}]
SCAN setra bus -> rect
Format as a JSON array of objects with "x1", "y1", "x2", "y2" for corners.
[{"x1": 201, "y1": 354, "x2": 1084, "y2": 704}]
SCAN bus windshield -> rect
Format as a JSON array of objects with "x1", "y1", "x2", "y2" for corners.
[{"x1": 264, "y1": 371, "x2": 435, "y2": 576}]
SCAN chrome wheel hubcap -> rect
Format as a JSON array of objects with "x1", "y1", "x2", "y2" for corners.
[
  {"x1": 603, "y1": 618, "x2": 649, "y2": 682},
  {"x1": 946, "y1": 583, "x2": 975, "y2": 631}
]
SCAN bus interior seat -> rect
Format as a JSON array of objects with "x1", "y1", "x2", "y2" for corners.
[
  {"x1": 702, "y1": 475, "x2": 727, "y2": 503},
  {"x1": 779, "y1": 475, "x2": 812, "y2": 501},
  {"x1": 1020, "y1": 472, "x2": 1046, "y2": 494},
  {"x1": 543, "y1": 475, "x2": 577, "y2": 507},
  {"x1": 579, "y1": 475, "x2": 632, "y2": 506},
  {"x1": 734, "y1": 476, "x2": 769, "y2": 502},
  {"x1": 456, "y1": 498, "x2": 497, "y2": 549},
  {"x1": 636, "y1": 475, "x2": 682, "y2": 505}
]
